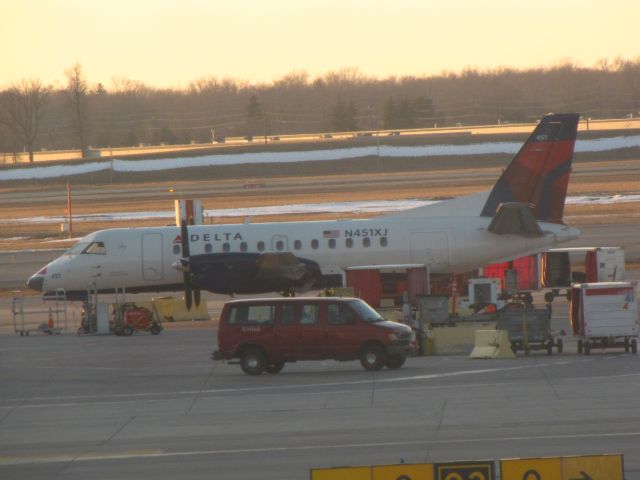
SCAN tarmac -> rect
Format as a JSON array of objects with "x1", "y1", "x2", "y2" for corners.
[{"x1": 1, "y1": 284, "x2": 639, "y2": 480}]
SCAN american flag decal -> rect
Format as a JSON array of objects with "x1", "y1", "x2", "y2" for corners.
[{"x1": 323, "y1": 230, "x2": 340, "y2": 239}]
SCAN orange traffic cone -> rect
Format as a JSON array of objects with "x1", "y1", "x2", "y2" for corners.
[{"x1": 48, "y1": 307, "x2": 54, "y2": 329}]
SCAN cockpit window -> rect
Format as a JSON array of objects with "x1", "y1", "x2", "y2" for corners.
[
  {"x1": 65, "y1": 242, "x2": 89, "y2": 255},
  {"x1": 82, "y1": 241, "x2": 107, "y2": 255}
]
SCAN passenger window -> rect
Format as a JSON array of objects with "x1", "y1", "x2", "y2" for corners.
[
  {"x1": 299, "y1": 304, "x2": 320, "y2": 325},
  {"x1": 311, "y1": 239, "x2": 319, "y2": 250},
  {"x1": 328, "y1": 238, "x2": 336, "y2": 249},
  {"x1": 83, "y1": 241, "x2": 106, "y2": 255},
  {"x1": 380, "y1": 237, "x2": 388, "y2": 247},
  {"x1": 346, "y1": 238, "x2": 353, "y2": 248},
  {"x1": 223, "y1": 242, "x2": 231, "y2": 252},
  {"x1": 240, "y1": 242, "x2": 248, "y2": 252},
  {"x1": 328, "y1": 303, "x2": 355, "y2": 326},
  {"x1": 276, "y1": 240, "x2": 284, "y2": 251},
  {"x1": 363, "y1": 237, "x2": 371, "y2": 248},
  {"x1": 257, "y1": 241, "x2": 265, "y2": 252},
  {"x1": 173, "y1": 245, "x2": 181, "y2": 255},
  {"x1": 294, "y1": 240, "x2": 302, "y2": 250},
  {"x1": 280, "y1": 304, "x2": 296, "y2": 325},
  {"x1": 228, "y1": 305, "x2": 275, "y2": 325},
  {"x1": 205, "y1": 243, "x2": 212, "y2": 253}
]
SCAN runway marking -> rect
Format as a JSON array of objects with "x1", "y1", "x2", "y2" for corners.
[
  {"x1": 2, "y1": 431, "x2": 640, "y2": 466},
  {"x1": 0, "y1": 358, "x2": 630, "y2": 410}
]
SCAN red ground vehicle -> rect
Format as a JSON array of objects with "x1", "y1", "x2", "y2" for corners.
[
  {"x1": 213, "y1": 297, "x2": 415, "y2": 375},
  {"x1": 112, "y1": 304, "x2": 163, "y2": 336}
]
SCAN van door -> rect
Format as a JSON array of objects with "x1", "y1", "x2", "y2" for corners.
[
  {"x1": 296, "y1": 302, "x2": 325, "y2": 359},
  {"x1": 325, "y1": 302, "x2": 360, "y2": 360},
  {"x1": 142, "y1": 233, "x2": 164, "y2": 281},
  {"x1": 274, "y1": 303, "x2": 299, "y2": 361}
]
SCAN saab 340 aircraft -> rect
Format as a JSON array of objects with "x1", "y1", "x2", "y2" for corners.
[{"x1": 27, "y1": 113, "x2": 581, "y2": 307}]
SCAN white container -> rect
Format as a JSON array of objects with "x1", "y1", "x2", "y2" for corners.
[{"x1": 570, "y1": 281, "x2": 639, "y2": 354}]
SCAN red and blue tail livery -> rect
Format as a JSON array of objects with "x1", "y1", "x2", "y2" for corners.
[{"x1": 481, "y1": 113, "x2": 580, "y2": 224}]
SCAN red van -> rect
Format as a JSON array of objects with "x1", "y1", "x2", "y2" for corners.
[{"x1": 212, "y1": 297, "x2": 415, "y2": 375}]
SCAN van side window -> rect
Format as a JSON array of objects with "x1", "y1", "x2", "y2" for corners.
[
  {"x1": 280, "y1": 304, "x2": 296, "y2": 325},
  {"x1": 328, "y1": 303, "x2": 355, "y2": 325},
  {"x1": 299, "y1": 304, "x2": 320, "y2": 325},
  {"x1": 228, "y1": 305, "x2": 274, "y2": 325}
]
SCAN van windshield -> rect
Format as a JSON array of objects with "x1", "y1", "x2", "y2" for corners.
[{"x1": 348, "y1": 299, "x2": 383, "y2": 323}]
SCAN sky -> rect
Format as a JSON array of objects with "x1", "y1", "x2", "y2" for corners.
[{"x1": 1, "y1": 0, "x2": 639, "y2": 89}]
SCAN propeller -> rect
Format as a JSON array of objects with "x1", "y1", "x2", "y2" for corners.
[
  {"x1": 177, "y1": 219, "x2": 202, "y2": 311},
  {"x1": 179, "y1": 220, "x2": 193, "y2": 310}
]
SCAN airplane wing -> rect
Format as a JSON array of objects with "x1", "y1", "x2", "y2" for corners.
[
  {"x1": 487, "y1": 202, "x2": 543, "y2": 236},
  {"x1": 253, "y1": 252, "x2": 310, "y2": 282}
]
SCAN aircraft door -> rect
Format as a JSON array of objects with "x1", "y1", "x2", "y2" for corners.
[
  {"x1": 271, "y1": 235, "x2": 289, "y2": 252},
  {"x1": 142, "y1": 233, "x2": 164, "y2": 281},
  {"x1": 409, "y1": 232, "x2": 450, "y2": 268}
]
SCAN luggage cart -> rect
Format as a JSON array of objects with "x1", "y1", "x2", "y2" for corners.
[
  {"x1": 496, "y1": 307, "x2": 563, "y2": 355},
  {"x1": 570, "y1": 282, "x2": 638, "y2": 355},
  {"x1": 12, "y1": 289, "x2": 68, "y2": 336}
]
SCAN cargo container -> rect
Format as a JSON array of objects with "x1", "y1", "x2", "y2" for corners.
[
  {"x1": 543, "y1": 247, "x2": 625, "y2": 288},
  {"x1": 570, "y1": 282, "x2": 639, "y2": 354}
]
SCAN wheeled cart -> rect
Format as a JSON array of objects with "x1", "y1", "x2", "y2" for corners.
[
  {"x1": 112, "y1": 303, "x2": 163, "y2": 336},
  {"x1": 570, "y1": 282, "x2": 639, "y2": 355},
  {"x1": 496, "y1": 307, "x2": 563, "y2": 355}
]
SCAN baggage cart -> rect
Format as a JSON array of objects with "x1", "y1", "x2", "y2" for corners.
[
  {"x1": 570, "y1": 282, "x2": 639, "y2": 354},
  {"x1": 496, "y1": 306, "x2": 562, "y2": 355},
  {"x1": 112, "y1": 302, "x2": 163, "y2": 336}
]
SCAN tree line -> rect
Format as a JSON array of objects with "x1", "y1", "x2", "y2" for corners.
[{"x1": 1, "y1": 57, "x2": 639, "y2": 162}]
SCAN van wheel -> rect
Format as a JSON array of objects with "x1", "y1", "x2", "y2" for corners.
[
  {"x1": 265, "y1": 361, "x2": 285, "y2": 374},
  {"x1": 240, "y1": 349, "x2": 266, "y2": 375},
  {"x1": 385, "y1": 355, "x2": 406, "y2": 370},
  {"x1": 360, "y1": 344, "x2": 386, "y2": 371}
]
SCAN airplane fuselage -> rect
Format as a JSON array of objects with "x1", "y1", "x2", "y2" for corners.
[{"x1": 30, "y1": 215, "x2": 580, "y2": 297}]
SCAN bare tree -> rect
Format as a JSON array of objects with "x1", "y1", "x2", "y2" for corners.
[
  {"x1": 65, "y1": 62, "x2": 91, "y2": 158},
  {"x1": 0, "y1": 79, "x2": 50, "y2": 163}
]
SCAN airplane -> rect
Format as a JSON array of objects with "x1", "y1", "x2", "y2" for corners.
[{"x1": 27, "y1": 113, "x2": 581, "y2": 307}]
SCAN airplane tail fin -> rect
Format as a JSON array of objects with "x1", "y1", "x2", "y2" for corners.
[{"x1": 480, "y1": 113, "x2": 580, "y2": 224}]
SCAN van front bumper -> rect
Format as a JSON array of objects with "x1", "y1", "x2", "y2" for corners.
[{"x1": 387, "y1": 342, "x2": 416, "y2": 357}]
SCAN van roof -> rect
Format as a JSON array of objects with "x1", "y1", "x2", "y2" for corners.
[{"x1": 223, "y1": 297, "x2": 360, "y2": 305}]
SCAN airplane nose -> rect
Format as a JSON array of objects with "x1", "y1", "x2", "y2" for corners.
[{"x1": 27, "y1": 275, "x2": 44, "y2": 292}]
